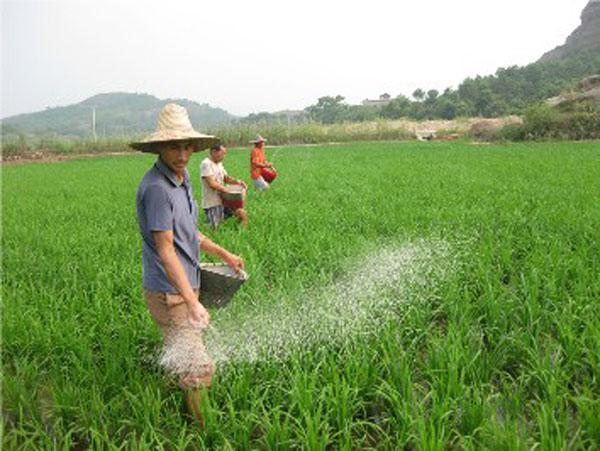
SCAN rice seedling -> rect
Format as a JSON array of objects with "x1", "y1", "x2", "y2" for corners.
[{"x1": 2, "y1": 140, "x2": 599, "y2": 449}]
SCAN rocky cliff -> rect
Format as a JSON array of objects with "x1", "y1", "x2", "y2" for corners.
[{"x1": 539, "y1": 0, "x2": 600, "y2": 61}]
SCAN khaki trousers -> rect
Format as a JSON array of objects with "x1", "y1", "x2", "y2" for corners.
[{"x1": 144, "y1": 289, "x2": 215, "y2": 389}]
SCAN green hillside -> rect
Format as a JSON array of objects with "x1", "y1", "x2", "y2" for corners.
[
  {"x1": 302, "y1": 2, "x2": 600, "y2": 123},
  {"x1": 449, "y1": 44, "x2": 600, "y2": 117},
  {"x1": 2, "y1": 2, "x2": 599, "y2": 138},
  {"x1": 300, "y1": 44, "x2": 600, "y2": 124},
  {"x1": 1, "y1": 92, "x2": 233, "y2": 138}
]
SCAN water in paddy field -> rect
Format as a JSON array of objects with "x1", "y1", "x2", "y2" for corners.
[{"x1": 159, "y1": 239, "x2": 457, "y2": 376}]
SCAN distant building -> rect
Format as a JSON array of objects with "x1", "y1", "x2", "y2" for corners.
[{"x1": 361, "y1": 93, "x2": 392, "y2": 107}]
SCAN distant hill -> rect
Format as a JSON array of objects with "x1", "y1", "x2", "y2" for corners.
[
  {"x1": 1, "y1": 92, "x2": 234, "y2": 138},
  {"x1": 302, "y1": 2, "x2": 600, "y2": 123},
  {"x1": 540, "y1": 0, "x2": 600, "y2": 62},
  {"x1": 3, "y1": 2, "x2": 600, "y2": 139},
  {"x1": 431, "y1": 1, "x2": 600, "y2": 118}
]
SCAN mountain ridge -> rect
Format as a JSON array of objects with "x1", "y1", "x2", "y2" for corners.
[
  {"x1": 539, "y1": 0, "x2": 600, "y2": 61},
  {"x1": 2, "y1": 2, "x2": 599, "y2": 138},
  {"x1": 1, "y1": 92, "x2": 233, "y2": 138}
]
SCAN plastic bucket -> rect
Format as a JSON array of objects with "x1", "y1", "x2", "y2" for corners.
[
  {"x1": 199, "y1": 263, "x2": 248, "y2": 308},
  {"x1": 261, "y1": 168, "x2": 277, "y2": 183},
  {"x1": 221, "y1": 185, "x2": 245, "y2": 209}
]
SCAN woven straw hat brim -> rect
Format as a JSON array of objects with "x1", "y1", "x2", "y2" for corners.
[
  {"x1": 129, "y1": 132, "x2": 218, "y2": 153},
  {"x1": 129, "y1": 102, "x2": 219, "y2": 153}
]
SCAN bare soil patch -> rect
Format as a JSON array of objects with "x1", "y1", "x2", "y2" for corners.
[{"x1": 1, "y1": 151, "x2": 138, "y2": 166}]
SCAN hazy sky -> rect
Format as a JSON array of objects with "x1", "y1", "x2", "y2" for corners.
[{"x1": 1, "y1": 0, "x2": 590, "y2": 118}]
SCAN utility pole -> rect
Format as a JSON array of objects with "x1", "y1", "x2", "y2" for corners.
[{"x1": 91, "y1": 107, "x2": 97, "y2": 142}]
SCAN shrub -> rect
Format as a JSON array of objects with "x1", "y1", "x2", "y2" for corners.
[
  {"x1": 522, "y1": 104, "x2": 559, "y2": 139},
  {"x1": 500, "y1": 123, "x2": 525, "y2": 141},
  {"x1": 500, "y1": 105, "x2": 600, "y2": 141},
  {"x1": 555, "y1": 111, "x2": 600, "y2": 140}
]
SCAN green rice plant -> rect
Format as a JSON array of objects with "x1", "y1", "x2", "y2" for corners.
[{"x1": 2, "y1": 141, "x2": 599, "y2": 449}]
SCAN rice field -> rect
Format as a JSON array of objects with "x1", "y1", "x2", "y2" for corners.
[{"x1": 2, "y1": 140, "x2": 599, "y2": 449}]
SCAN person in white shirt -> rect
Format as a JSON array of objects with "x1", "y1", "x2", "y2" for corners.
[{"x1": 200, "y1": 142, "x2": 248, "y2": 229}]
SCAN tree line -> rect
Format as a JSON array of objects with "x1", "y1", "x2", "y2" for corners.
[{"x1": 249, "y1": 44, "x2": 600, "y2": 125}]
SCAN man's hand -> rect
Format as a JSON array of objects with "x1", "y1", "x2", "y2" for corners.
[
  {"x1": 187, "y1": 299, "x2": 210, "y2": 329},
  {"x1": 223, "y1": 253, "x2": 244, "y2": 273},
  {"x1": 199, "y1": 235, "x2": 245, "y2": 275}
]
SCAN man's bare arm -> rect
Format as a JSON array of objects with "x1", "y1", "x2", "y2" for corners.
[
  {"x1": 197, "y1": 231, "x2": 244, "y2": 273},
  {"x1": 253, "y1": 161, "x2": 273, "y2": 169},
  {"x1": 203, "y1": 175, "x2": 227, "y2": 193},
  {"x1": 224, "y1": 174, "x2": 247, "y2": 188}
]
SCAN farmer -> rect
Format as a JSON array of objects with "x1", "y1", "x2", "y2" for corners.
[
  {"x1": 200, "y1": 142, "x2": 248, "y2": 229},
  {"x1": 250, "y1": 135, "x2": 275, "y2": 190},
  {"x1": 131, "y1": 103, "x2": 244, "y2": 427}
]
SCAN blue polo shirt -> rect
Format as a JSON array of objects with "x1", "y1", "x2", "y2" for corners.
[{"x1": 136, "y1": 157, "x2": 201, "y2": 293}]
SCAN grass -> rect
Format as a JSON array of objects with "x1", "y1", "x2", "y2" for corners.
[
  {"x1": 1, "y1": 120, "x2": 415, "y2": 159},
  {"x1": 2, "y1": 140, "x2": 599, "y2": 449}
]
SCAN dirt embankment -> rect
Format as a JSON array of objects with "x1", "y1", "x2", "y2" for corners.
[
  {"x1": 1, "y1": 151, "x2": 137, "y2": 166},
  {"x1": 340, "y1": 117, "x2": 521, "y2": 134}
]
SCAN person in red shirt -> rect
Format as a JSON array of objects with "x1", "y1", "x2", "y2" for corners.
[{"x1": 250, "y1": 135, "x2": 275, "y2": 190}]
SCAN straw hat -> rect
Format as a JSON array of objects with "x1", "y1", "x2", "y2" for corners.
[
  {"x1": 129, "y1": 103, "x2": 218, "y2": 152},
  {"x1": 250, "y1": 135, "x2": 266, "y2": 144}
]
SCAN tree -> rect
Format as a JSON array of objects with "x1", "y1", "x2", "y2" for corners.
[
  {"x1": 346, "y1": 105, "x2": 379, "y2": 122},
  {"x1": 426, "y1": 89, "x2": 439, "y2": 102},
  {"x1": 381, "y1": 95, "x2": 412, "y2": 119},
  {"x1": 412, "y1": 89, "x2": 425, "y2": 102},
  {"x1": 305, "y1": 95, "x2": 348, "y2": 124}
]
